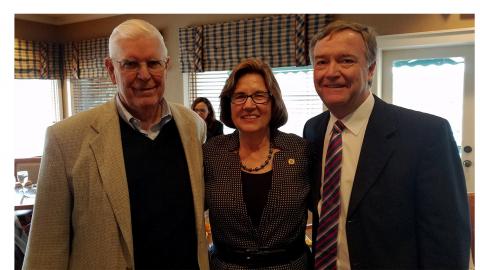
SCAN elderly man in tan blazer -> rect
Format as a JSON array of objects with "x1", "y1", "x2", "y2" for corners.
[{"x1": 23, "y1": 19, "x2": 209, "y2": 269}]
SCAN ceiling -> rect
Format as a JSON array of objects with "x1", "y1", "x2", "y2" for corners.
[{"x1": 15, "y1": 14, "x2": 118, "y2": 25}]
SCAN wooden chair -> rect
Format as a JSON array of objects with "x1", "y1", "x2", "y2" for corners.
[
  {"x1": 14, "y1": 157, "x2": 41, "y2": 184},
  {"x1": 468, "y1": 192, "x2": 474, "y2": 262}
]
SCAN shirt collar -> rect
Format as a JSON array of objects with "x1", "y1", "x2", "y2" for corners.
[
  {"x1": 115, "y1": 94, "x2": 172, "y2": 133},
  {"x1": 328, "y1": 91, "x2": 374, "y2": 136}
]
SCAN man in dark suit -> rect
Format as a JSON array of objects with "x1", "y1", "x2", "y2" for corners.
[{"x1": 304, "y1": 20, "x2": 470, "y2": 270}]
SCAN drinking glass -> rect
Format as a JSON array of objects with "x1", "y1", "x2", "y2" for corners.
[{"x1": 16, "y1": 171, "x2": 29, "y2": 195}]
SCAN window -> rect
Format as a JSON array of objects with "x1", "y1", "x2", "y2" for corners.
[
  {"x1": 377, "y1": 28, "x2": 474, "y2": 193},
  {"x1": 391, "y1": 57, "x2": 465, "y2": 147},
  {"x1": 187, "y1": 66, "x2": 324, "y2": 136},
  {"x1": 68, "y1": 78, "x2": 117, "y2": 115},
  {"x1": 14, "y1": 79, "x2": 61, "y2": 158}
]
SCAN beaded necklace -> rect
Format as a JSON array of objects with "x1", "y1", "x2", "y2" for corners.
[{"x1": 240, "y1": 144, "x2": 273, "y2": 172}]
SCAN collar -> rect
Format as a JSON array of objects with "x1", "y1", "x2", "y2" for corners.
[
  {"x1": 115, "y1": 94, "x2": 172, "y2": 134},
  {"x1": 328, "y1": 91, "x2": 374, "y2": 136}
]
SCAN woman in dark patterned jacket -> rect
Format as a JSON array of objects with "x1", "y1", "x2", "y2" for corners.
[{"x1": 203, "y1": 58, "x2": 313, "y2": 269}]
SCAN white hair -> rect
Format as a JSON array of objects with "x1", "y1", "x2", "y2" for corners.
[{"x1": 109, "y1": 19, "x2": 168, "y2": 58}]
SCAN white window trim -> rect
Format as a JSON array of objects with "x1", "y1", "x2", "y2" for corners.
[
  {"x1": 373, "y1": 27, "x2": 474, "y2": 98},
  {"x1": 183, "y1": 73, "x2": 190, "y2": 106}
]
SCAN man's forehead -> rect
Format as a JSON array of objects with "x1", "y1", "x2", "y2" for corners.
[
  {"x1": 315, "y1": 30, "x2": 366, "y2": 53},
  {"x1": 321, "y1": 29, "x2": 363, "y2": 42},
  {"x1": 114, "y1": 37, "x2": 165, "y2": 57}
]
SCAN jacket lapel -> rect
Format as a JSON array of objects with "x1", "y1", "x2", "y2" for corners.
[
  {"x1": 215, "y1": 131, "x2": 258, "y2": 240},
  {"x1": 311, "y1": 113, "x2": 330, "y2": 208},
  {"x1": 257, "y1": 132, "x2": 296, "y2": 242},
  {"x1": 88, "y1": 100, "x2": 134, "y2": 263},
  {"x1": 226, "y1": 132, "x2": 257, "y2": 236},
  {"x1": 169, "y1": 103, "x2": 210, "y2": 269},
  {"x1": 169, "y1": 103, "x2": 205, "y2": 214},
  {"x1": 347, "y1": 96, "x2": 397, "y2": 218}
]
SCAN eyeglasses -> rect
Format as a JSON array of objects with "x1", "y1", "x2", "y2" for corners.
[
  {"x1": 231, "y1": 92, "x2": 271, "y2": 105},
  {"x1": 113, "y1": 59, "x2": 168, "y2": 74}
]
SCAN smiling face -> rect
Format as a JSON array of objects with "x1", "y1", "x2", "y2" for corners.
[
  {"x1": 105, "y1": 36, "x2": 169, "y2": 115},
  {"x1": 312, "y1": 29, "x2": 376, "y2": 119},
  {"x1": 231, "y1": 73, "x2": 272, "y2": 136}
]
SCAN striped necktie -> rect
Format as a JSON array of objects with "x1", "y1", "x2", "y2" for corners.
[{"x1": 315, "y1": 120, "x2": 346, "y2": 270}]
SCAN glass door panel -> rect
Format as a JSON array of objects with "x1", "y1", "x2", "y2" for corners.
[{"x1": 382, "y1": 45, "x2": 474, "y2": 192}]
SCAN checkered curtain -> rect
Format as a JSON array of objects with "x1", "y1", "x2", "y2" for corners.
[
  {"x1": 14, "y1": 38, "x2": 63, "y2": 79},
  {"x1": 179, "y1": 14, "x2": 331, "y2": 73},
  {"x1": 179, "y1": 26, "x2": 202, "y2": 73},
  {"x1": 306, "y1": 14, "x2": 332, "y2": 64},
  {"x1": 64, "y1": 37, "x2": 110, "y2": 79}
]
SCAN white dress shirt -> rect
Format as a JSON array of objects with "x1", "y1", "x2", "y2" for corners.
[{"x1": 319, "y1": 92, "x2": 374, "y2": 270}]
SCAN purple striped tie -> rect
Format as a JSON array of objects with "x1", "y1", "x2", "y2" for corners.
[{"x1": 315, "y1": 120, "x2": 345, "y2": 270}]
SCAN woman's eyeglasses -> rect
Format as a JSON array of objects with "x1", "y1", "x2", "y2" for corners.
[{"x1": 230, "y1": 92, "x2": 271, "y2": 105}]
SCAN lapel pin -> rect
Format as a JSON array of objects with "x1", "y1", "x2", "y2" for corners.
[{"x1": 288, "y1": 158, "x2": 295, "y2": 165}]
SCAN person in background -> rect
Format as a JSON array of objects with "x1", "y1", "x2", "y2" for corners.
[
  {"x1": 23, "y1": 19, "x2": 209, "y2": 269},
  {"x1": 192, "y1": 97, "x2": 224, "y2": 141},
  {"x1": 203, "y1": 58, "x2": 313, "y2": 269},
  {"x1": 304, "y1": 20, "x2": 470, "y2": 269}
]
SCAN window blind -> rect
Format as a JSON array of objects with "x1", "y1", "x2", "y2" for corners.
[{"x1": 70, "y1": 78, "x2": 117, "y2": 114}]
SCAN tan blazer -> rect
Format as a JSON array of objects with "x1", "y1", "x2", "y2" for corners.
[{"x1": 23, "y1": 99, "x2": 209, "y2": 270}]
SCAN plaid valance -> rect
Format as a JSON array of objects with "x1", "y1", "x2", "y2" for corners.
[
  {"x1": 64, "y1": 38, "x2": 110, "y2": 79},
  {"x1": 14, "y1": 38, "x2": 63, "y2": 79},
  {"x1": 15, "y1": 37, "x2": 110, "y2": 80},
  {"x1": 179, "y1": 14, "x2": 331, "y2": 73}
]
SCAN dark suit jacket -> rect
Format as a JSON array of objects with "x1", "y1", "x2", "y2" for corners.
[
  {"x1": 304, "y1": 95, "x2": 470, "y2": 270},
  {"x1": 203, "y1": 130, "x2": 313, "y2": 269}
]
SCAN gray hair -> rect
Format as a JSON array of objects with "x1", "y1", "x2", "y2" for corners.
[
  {"x1": 109, "y1": 19, "x2": 168, "y2": 58},
  {"x1": 309, "y1": 20, "x2": 378, "y2": 66}
]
